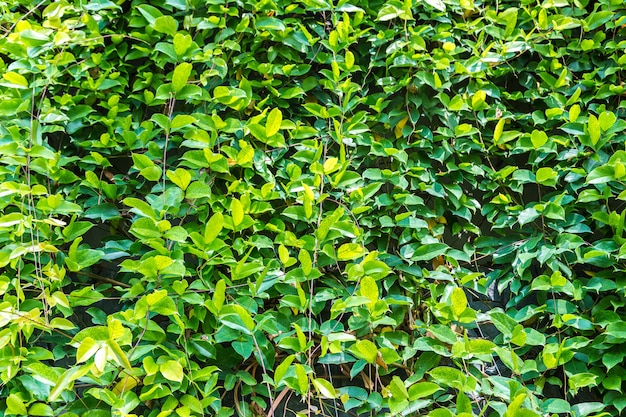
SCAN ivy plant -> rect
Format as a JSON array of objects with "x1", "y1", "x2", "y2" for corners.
[{"x1": 0, "y1": 0, "x2": 625, "y2": 416}]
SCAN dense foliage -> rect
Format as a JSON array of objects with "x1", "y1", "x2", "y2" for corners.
[{"x1": 1, "y1": 0, "x2": 625, "y2": 416}]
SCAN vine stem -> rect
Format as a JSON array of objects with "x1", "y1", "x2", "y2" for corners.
[{"x1": 162, "y1": 92, "x2": 176, "y2": 210}]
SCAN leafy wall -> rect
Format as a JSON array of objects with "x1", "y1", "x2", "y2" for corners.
[{"x1": 0, "y1": 0, "x2": 625, "y2": 416}]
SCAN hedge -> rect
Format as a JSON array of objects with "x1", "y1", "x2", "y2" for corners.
[{"x1": 0, "y1": 0, "x2": 625, "y2": 416}]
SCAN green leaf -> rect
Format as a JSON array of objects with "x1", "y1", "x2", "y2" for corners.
[
  {"x1": 213, "y1": 279, "x2": 226, "y2": 311},
  {"x1": 49, "y1": 365, "x2": 90, "y2": 401},
  {"x1": 471, "y1": 90, "x2": 486, "y2": 110},
  {"x1": 599, "y1": 110, "x2": 617, "y2": 131},
  {"x1": 466, "y1": 339, "x2": 496, "y2": 355},
  {"x1": 62, "y1": 221, "x2": 94, "y2": 242},
  {"x1": 255, "y1": 16, "x2": 286, "y2": 31},
  {"x1": 170, "y1": 114, "x2": 196, "y2": 129},
  {"x1": 172, "y1": 62, "x2": 193, "y2": 93},
  {"x1": 294, "y1": 364, "x2": 308, "y2": 395},
  {"x1": 571, "y1": 402, "x2": 605, "y2": 417},
  {"x1": 408, "y1": 382, "x2": 442, "y2": 400},
  {"x1": 186, "y1": 181, "x2": 212, "y2": 199},
  {"x1": 294, "y1": 323, "x2": 308, "y2": 351},
  {"x1": 587, "y1": 165, "x2": 615, "y2": 184},
  {"x1": 569, "y1": 104, "x2": 581, "y2": 122},
  {"x1": 76, "y1": 337, "x2": 100, "y2": 363},
  {"x1": 146, "y1": 289, "x2": 178, "y2": 315},
  {"x1": 131, "y1": 153, "x2": 161, "y2": 182},
  {"x1": 410, "y1": 243, "x2": 448, "y2": 261},
  {"x1": 213, "y1": 86, "x2": 248, "y2": 110},
  {"x1": 490, "y1": 311, "x2": 517, "y2": 337}
]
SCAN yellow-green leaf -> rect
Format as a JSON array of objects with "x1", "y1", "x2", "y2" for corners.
[
  {"x1": 345, "y1": 50, "x2": 355, "y2": 70},
  {"x1": 312, "y1": 377, "x2": 337, "y2": 399},
  {"x1": 204, "y1": 212, "x2": 224, "y2": 243},
  {"x1": 221, "y1": 304, "x2": 255, "y2": 332},
  {"x1": 337, "y1": 243, "x2": 366, "y2": 261},
  {"x1": 3, "y1": 71, "x2": 28, "y2": 88},
  {"x1": 76, "y1": 336, "x2": 99, "y2": 363},
  {"x1": 213, "y1": 279, "x2": 226, "y2": 311},
  {"x1": 323, "y1": 157, "x2": 338, "y2": 174},
  {"x1": 295, "y1": 363, "x2": 308, "y2": 394},
  {"x1": 530, "y1": 130, "x2": 548, "y2": 149},
  {"x1": 352, "y1": 340, "x2": 378, "y2": 363},
  {"x1": 298, "y1": 249, "x2": 312, "y2": 275},
  {"x1": 471, "y1": 90, "x2": 486, "y2": 109},
  {"x1": 274, "y1": 355, "x2": 295, "y2": 385},
  {"x1": 494, "y1": 118, "x2": 505, "y2": 144},
  {"x1": 278, "y1": 244, "x2": 290, "y2": 265},
  {"x1": 588, "y1": 114, "x2": 600, "y2": 146},
  {"x1": 266, "y1": 108, "x2": 282, "y2": 137},
  {"x1": 166, "y1": 168, "x2": 192, "y2": 191},
  {"x1": 6, "y1": 393, "x2": 27, "y2": 415},
  {"x1": 173, "y1": 33, "x2": 193, "y2": 56},
  {"x1": 359, "y1": 276, "x2": 379, "y2": 308},
  {"x1": 599, "y1": 110, "x2": 616, "y2": 131},
  {"x1": 170, "y1": 114, "x2": 196, "y2": 129},
  {"x1": 294, "y1": 323, "x2": 307, "y2": 351},
  {"x1": 451, "y1": 287, "x2": 467, "y2": 317},
  {"x1": 231, "y1": 198, "x2": 244, "y2": 227},
  {"x1": 160, "y1": 360, "x2": 184, "y2": 382},
  {"x1": 172, "y1": 62, "x2": 193, "y2": 93},
  {"x1": 569, "y1": 104, "x2": 580, "y2": 122}
]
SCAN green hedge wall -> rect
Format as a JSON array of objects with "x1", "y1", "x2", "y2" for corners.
[{"x1": 1, "y1": 0, "x2": 626, "y2": 416}]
